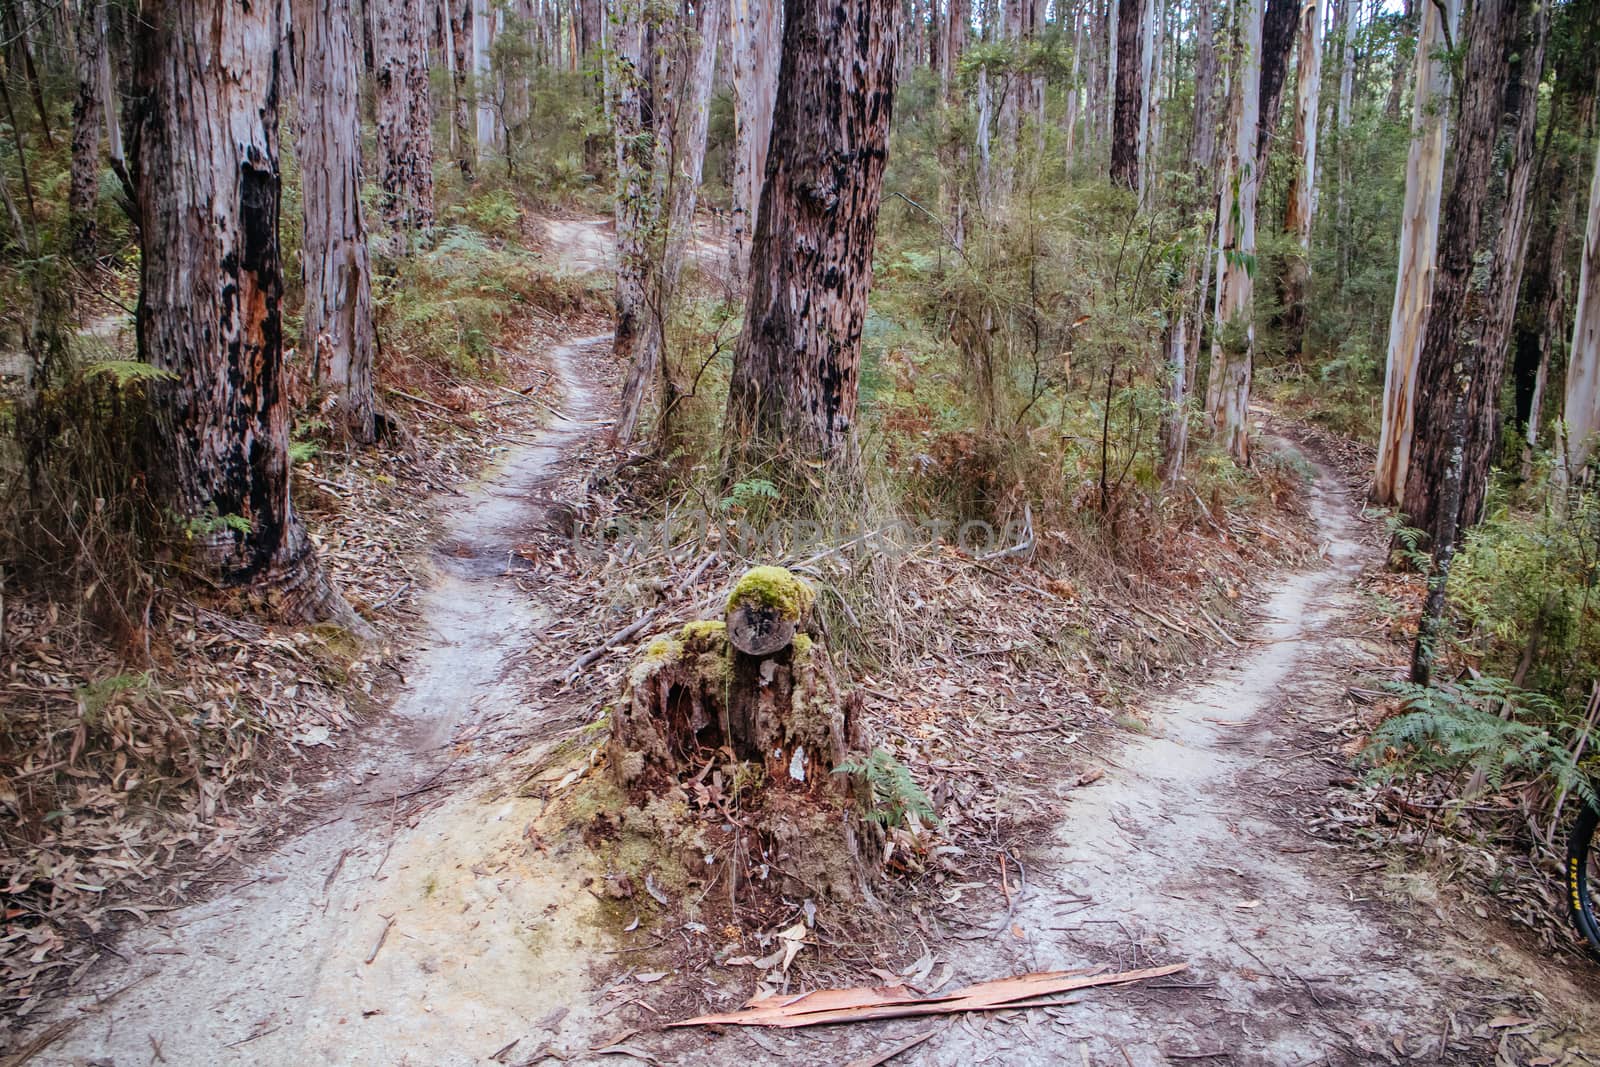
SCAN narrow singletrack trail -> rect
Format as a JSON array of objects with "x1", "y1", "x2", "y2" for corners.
[
  {"x1": 39, "y1": 335, "x2": 615, "y2": 1065},
  {"x1": 803, "y1": 436, "x2": 1600, "y2": 1066}
]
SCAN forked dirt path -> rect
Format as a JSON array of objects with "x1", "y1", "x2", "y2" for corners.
[
  {"x1": 35, "y1": 334, "x2": 618, "y2": 1065},
  {"x1": 786, "y1": 438, "x2": 1600, "y2": 1067},
  {"x1": 26, "y1": 329, "x2": 1600, "y2": 1067}
]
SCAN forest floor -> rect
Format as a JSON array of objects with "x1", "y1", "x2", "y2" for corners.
[{"x1": 11, "y1": 227, "x2": 1600, "y2": 1067}]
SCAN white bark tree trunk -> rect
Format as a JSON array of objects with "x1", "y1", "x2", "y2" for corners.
[
  {"x1": 1204, "y1": 0, "x2": 1264, "y2": 465},
  {"x1": 1560, "y1": 135, "x2": 1600, "y2": 481},
  {"x1": 474, "y1": 0, "x2": 500, "y2": 152},
  {"x1": 1279, "y1": 0, "x2": 1322, "y2": 351},
  {"x1": 294, "y1": 0, "x2": 380, "y2": 443},
  {"x1": 1371, "y1": 0, "x2": 1457, "y2": 505},
  {"x1": 728, "y1": 0, "x2": 781, "y2": 292}
]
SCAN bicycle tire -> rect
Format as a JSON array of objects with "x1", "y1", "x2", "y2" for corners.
[{"x1": 1568, "y1": 798, "x2": 1600, "y2": 960}]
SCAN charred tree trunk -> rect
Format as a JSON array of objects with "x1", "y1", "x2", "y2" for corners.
[
  {"x1": 372, "y1": 0, "x2": 437, "y2": 250},
  {"x1": 131, "y1": 0, "x2": 361, "y2": 630},
  {"x1": 1455, "y1": 0, "x2": 1549, "y2": 527},
  {"x1": 721, "y1": 0, "x2": 898, "y2": 476},
  {"x1": 728, "y1": 0, "x2": 782, "y2": 292},
  {"x1": 294, "y1": 0, "x2": 381, "y2": 444},
  {"x1": 1110, "y1": 0, "x2": 1147, "y2": 190},
  {"x1": 68, "y1": 0, "x2": 105, "y2": 264},
  {"x1": 1399, "y1": 0, "x2": 1532, "y2": 548},
  {"x1": 1254, "y1": 0, "x2": 1299, "y2": 167},
  {"x1": 1372, "y1": 0, "x2": 1457, "y2": 506},
  {"x1": 1279, "y1": 0, "x2": 1322, "y2": 355}
]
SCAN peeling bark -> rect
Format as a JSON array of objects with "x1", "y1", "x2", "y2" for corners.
[
  {"x1": 1561, "y1": 137, "x2": 1600, "y2": 480},
  {"x1": 1372, "y1": 0, "x2": 1456, "y2": 506}
]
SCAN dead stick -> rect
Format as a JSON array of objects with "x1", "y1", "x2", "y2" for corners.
[{"x1": 365, "y1": 915, "x2": 395, "y2": 965}]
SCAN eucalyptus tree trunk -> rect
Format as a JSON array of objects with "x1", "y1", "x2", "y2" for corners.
[
  {"x1": 615, "y1": 0, "x2": 724, "y2": 446},
  {"x1": 1205, "y1": 0, "x2": 1264, "y2": 465},
  {"x1": 294, "y1": 0, "x2": 380, "y2": 444},
  {"x1": 132, "y1": 0, "x2": 359, "y2": 629},
  {"x1": 474, "y1": 0, "x2": 500, "y2": 153},
  {"x1": 449, "y1": 0, "x2": 476, "y2": 180},
  {"x1": 1159, "y1": 0, "x2": 1219, "y2": 485},
  {"x1": 1456, "y1": 0, "x2": 1550, "y2": 528},
  {"x1": 373, "y1": 0, "x2": 437, "y2": 249},
  {"x1": 1109, "y1": 0, "x2": 1146, "y2": 190},
  {"x1": 1371, "y1": 0, "x2": 1456, "y2": 506},
  {"x1": 609, "y1": 3, "x2": 656, "y2": 445},
  {"x1": 1279, "y1": 0, "x2": 1322, "y2": 354},
  {"x1": 1190, "y1": 0, "x2": 1217, "y2": 183},
  {"x1": 1561, "y1": 137, "x2": 1600, "y2": 482},
  {"x1": 941, "y1": 0, "x2": 970, "y2": 249},
  {"x1": 1105, "y1": 0, "x2": 1119, "y2": 146},
  {"x1": 68, "y1": 0, "x2": 104, "y2": 264},
  {"x1": 1141, "y1": 0, "x2": 1164, "y2": 203},
  {"x1": 728, "y1": 0, "x2": 781, "y2": 291},
  {"x1": 1064, "y1": 1, "x2": 1084, "y2": 164},
  {"x1": 722, "y1": 0, "x2": 898, "y2": 476},
  {"x1": 1399, "y1": 0, "x2": 1533, "y2": 549},
  {"x1": 1254, "y1": 0, "x2": 1298, "y2": 166}
]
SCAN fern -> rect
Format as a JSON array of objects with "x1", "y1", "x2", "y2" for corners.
[
  {"x1": 82, "y1": 359, "x2": 176, "y2": 389},
  {"x1": 1366, "y1": 676, "x2": 1598, "y2": 811},
  {"x1": 836, "y1": 748, "x2": 941, "y2": 829}
]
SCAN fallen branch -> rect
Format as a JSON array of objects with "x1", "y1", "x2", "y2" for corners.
[{"x1": 669, "y1": 962, "x2": 1187, "y2": 1029}]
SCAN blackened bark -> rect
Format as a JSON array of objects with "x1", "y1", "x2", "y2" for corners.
[
  {"x1": 1456, "y1": 0, "x2": 1549, "y2": 525},
  {"x1": 131, "y1": 0, "x2": 361, "y2": 629},
  {"x1": 1255, "y1": 0, "x2": 1299, "y2": 167},
  {"x1": 68, "y1": 0, "x2": 105, "y2": 263},
  {"x1": 721, "y1": 0, "x2": 898, "y2": 475},
  {"x1": 1399, "y1": 0, "x2": 1528, "y2": 548},
  {"x1": 372, "y1": 0, "x2": 436, "y2": 249},
  {"x1": 1109, "y1": 0, "x2": 1146, "y2": 190}
]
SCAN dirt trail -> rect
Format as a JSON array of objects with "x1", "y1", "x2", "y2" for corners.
[
  {"x1": 799, "y1": 438, "x2": 1600, "y2": 1066},
  {"x1": 37, "y1": 335, "x2": 617, "y2": 1066},
  {"x1": 28, "y1": 344, "x2": 1600, "y2": 1066}
]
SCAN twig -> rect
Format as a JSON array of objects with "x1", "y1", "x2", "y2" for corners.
[
  {"x1": 365, "y1": 915, "x2": 396, "y2": 965},
  {"x1": 566, "y1": 607, "x2": 663, "y2": 678}
]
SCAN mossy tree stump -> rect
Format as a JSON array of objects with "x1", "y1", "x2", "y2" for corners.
[{"x1": 606, "y1": 566, "x2": 879, "y2": 902}]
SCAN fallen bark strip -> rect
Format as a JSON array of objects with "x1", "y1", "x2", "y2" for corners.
[{"x1": 669, "y1": 962, "x2": 1187, "y2": 1029}]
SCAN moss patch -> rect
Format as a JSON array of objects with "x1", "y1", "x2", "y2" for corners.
[
  {"x1": 726, "y1": 565, "x2": 815, "y2": 620},
  {"x1": 679, "y1": 619, "x2": 728, "y2": 643}
]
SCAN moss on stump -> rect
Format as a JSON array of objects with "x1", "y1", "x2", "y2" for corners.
[{"x1": 604, "y1": 565, "x2": 880, "y2": 904}]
